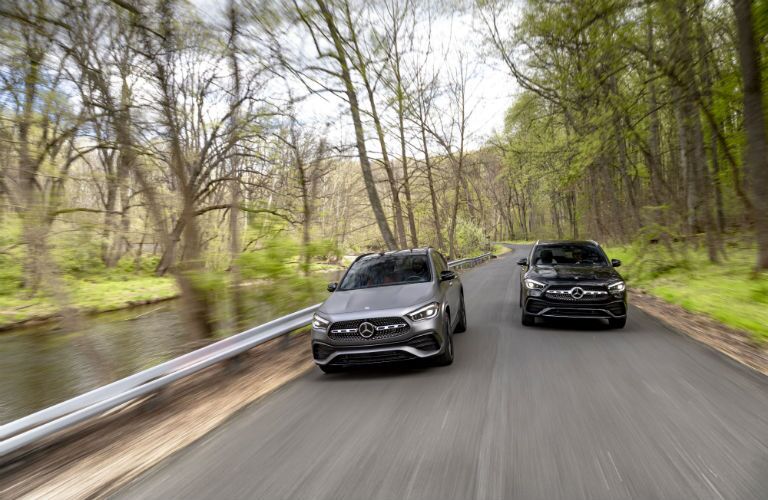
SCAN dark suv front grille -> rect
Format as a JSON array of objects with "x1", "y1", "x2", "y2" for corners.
[
  {"x1": 545, "y1": 285, "x2": 609, "y2": 303},
  {"x1": 526, "y1": 298, "x2": 626, "y2": 318},
  {"x1": 328, "y1": 317, "x2": 410, "y2": 340}
]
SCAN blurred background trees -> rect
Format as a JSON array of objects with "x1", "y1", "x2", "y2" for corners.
[
  {"x1": 0, "y1": 0, "x2": 765, "y2": 338},
  {"x1": 479, "y1": 0, "x2": 768, "y2": 270}
]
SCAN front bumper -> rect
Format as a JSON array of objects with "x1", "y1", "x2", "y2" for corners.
[
  {"x1": 311, "y1": 313, "x2": 448, "y2": 367},
  {"x1": 524, "y1": 297, "x2": 627, "y2": 319}
]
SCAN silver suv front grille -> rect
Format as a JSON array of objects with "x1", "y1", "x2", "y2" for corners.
[{"x1": 328, "y1": 317, "x2": 409, "y2": 340}]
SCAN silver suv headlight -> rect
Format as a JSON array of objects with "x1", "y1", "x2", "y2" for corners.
[
  {"x1": 407, "y1": 302, "x2": 440, "y2": 322},
  {"x1": 312, "y1": 313, "x2": 330, "y2": 330}
]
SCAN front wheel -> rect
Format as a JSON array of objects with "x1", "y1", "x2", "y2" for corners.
[
  {"x1": 455, "y1": 294, "x2": 467, "y2": 333},
  {"x1": 521, "y1": 312, "x2": 535, "y2": 326},
  {"x1": 433, "y1": 315, "x2": 454, "y2": 366},
  {"x1": 609, "y1": 317, "x2": 627, "y2": 329},
  {"x1": 318, "y1": 364, "x2": 342, "y2": 374}
]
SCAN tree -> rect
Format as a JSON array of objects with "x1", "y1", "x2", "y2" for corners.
[
  {"x1": 298, "y1": 0, "x2": 398, "y2": 250},
  {"x1": 733, "y1": 0, "x2": 768, "y2": 270}
]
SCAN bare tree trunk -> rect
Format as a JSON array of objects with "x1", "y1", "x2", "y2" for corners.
[
  {"x1": 646, "y1": 11, "x2": 666, "y2": 207},
  {"x1": 341, "y1": 1, "x2": 406, "y2": 247},
  {"x1": 314, "y1": 0, "x2": 397, "y2": 250},
  {"x1": 395, "y1": 73, "x2": 417, "y2": 246},
  {"x1": 733, "y1": 0, "x2": 768, "y2": 270},
  {"x1": 676, "y1": 0, "x2": 720, "y2": 262},
  {"x1": 18, "y1": 29, "x2": 44, "y2": 291},
  {"x1": 154, "y1": 0, "x2": 214, "y2": 338},
  {"x1": 227, "y1": 0, "x2": 246, "y2": 326},
  {"x1": 422, "y1": 136, "x2": 444, "y2": 250}
]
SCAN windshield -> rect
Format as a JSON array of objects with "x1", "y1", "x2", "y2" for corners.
[
  {"x1": 532, "y1": 244, "x2": 608, "y2": 266},
  {"x1": 339, "y1": 254, "x2": 432, "y2": 290}
]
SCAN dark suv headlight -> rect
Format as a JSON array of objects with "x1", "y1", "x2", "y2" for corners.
[
  {"x1": 407, "y1": 302, "x2": 440, "y2": 322},
  {"x1": 524, "y1": 278, "x2": 546, "y2": 290},
  {"x1": 608, "y1": 281, "x2": 626, "y2": 297}
]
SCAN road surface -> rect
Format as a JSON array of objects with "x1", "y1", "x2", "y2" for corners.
[{"x1": 118, "y1": 246, "x2": 768, "y2": 500}]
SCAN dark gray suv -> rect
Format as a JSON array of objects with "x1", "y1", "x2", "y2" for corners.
[{"x1": 311, "y1": 249, "x2": 466, "y2": 373}]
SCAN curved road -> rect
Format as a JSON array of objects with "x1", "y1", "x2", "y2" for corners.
[{"x1": 119, "y1": 246, "x2": 768, "y2": 499}]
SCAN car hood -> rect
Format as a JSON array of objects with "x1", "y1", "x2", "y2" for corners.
[
  {"x1": 528, "y1": 265, "x2": 621, "y2": 282},
  {"x1": 320, "y1": 282, "x2": 435, "y2": 316}
]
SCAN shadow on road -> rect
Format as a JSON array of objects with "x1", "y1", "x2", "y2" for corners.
[
  {"x1": 528, "y1": 317, "x2": 622, "y2": 332},
  {"x1": 313, "y1": 362, "x2": 440, "y2": 380}
]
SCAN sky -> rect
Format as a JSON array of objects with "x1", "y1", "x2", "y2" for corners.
[{"x1": 191, "y1": 0, "x2": 519, "y2": 151}]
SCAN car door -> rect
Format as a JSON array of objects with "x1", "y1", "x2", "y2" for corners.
[{"x1": 435, "y1": 252, "x2": 460, "y2": 325}]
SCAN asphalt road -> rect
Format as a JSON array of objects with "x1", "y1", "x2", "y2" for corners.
[{"x1": 118, "y1": 246, "x2": 768, "y2": 500}]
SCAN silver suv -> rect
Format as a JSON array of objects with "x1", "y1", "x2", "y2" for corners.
[{"x1": 311, "y1": 249, "x2": 466, "y2": 373}]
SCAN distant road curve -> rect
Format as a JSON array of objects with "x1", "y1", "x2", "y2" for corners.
[{"x1": 118, "y1": 245, "x2": 768, "y2": 500}]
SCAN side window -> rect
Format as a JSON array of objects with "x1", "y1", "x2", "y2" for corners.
[{"x1": 432, "y1": 252, "x2": 446, "y2": 276}]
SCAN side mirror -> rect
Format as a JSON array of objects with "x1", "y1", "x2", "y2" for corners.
[
  {"x1": 327, "y1": 282, "x2": 338, "y2": 292},
  {"x1": 611, "y1": 259, "x2": 621, "y2": 268},
  {"x1": 440, "y1": 270, "x2": 457, "y2": 282},
  {"x1": 517, "y1": 258, "x2": 528, "y2": 266}
]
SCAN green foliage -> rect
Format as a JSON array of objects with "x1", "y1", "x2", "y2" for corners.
[
  {"x1": 184, "y1": 269, "x2": 227, "y2": 295},
  {"x1": 237, "y1": 233, "x2": 329, "y2": 316},
  {"x1": 52, "y1": 228, "x2": 106, "y2": 278},
  {"x1": 307, "y1": 238, "x2": 342, "y2": 262},
  {"x1": 0, "y1": 216, "x2": 22, "y2": 295},
  {"x1": 454, "y1": 218, "x2": 488, "y2": 257},
  {"x1": 0, "y1": 276, "x2": 178, "y2": 325},
  {"x1": 238, "y1": 235, "x2": 301, "y2": 281},
  {"x1": 605, "y1": 240, "x2": 768, "y2": 343},
  {"x1": 114, "y1": 255, "x2": 161, "y2": 276}
]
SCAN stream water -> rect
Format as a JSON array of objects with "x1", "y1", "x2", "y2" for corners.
[{"x1": 0, "y1": 272, "x2": 343, "y2": 424}]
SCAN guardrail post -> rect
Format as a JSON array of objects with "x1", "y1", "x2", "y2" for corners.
[
  {"x1": 226, "y1": 353, "x2": 246, "y2": 374},
  {"x1": 142, "y1": 386, "x2": 169, "y2": 413}
]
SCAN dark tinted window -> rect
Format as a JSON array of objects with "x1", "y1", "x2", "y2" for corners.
[
  {"x1": 532, "y1": 244, "x2": 607, "y2": 266},
  {"x1": 339, "y1": 254, "x2": 432, "y2": 290},
  {"x1": 432, "y1": 252, "x2": 446, "y2": 275}
]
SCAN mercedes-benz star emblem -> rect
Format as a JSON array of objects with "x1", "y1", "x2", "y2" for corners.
[
  {"x1": 358, "y1": 322, "x2": 375, "y2": 338},
  {"x1": 570, "y1": 287, "x2": 585, "y2": 299}
]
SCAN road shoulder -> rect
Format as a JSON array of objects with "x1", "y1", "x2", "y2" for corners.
[{"x1": 631, "y1": 290, "x2": 768, "y2": 376}]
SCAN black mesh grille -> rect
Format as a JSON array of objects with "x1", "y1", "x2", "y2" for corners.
[
  {"x1": 544, "y1": 293, "x2": 608, "y2": 303},
  {"x1": 526, "y1": 299, "x2": 626, "y2": 318},
  {"x1": 331, "y1": 351, "x2": 415, "y2": 366},
  {"x1": 606, "y1": 302, "x2": 627, "y2": 316},
  {"x1": 313, "y1": 343, "x2": 335, "y2": 360},
  {"x1": 526, "y1": 300, "x2": 547, "y2": 314},
  {"x1": 547, "y1": 308, "x2": 611, "y2": 318},
  {"x1": 406, "y1": 334, "x2": 440, "y2": 351},
  {"x1": 328, "y1": 317, "x2": 409, "y2": 340}
]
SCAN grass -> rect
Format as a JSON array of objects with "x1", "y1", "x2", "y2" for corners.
[
  {"x1": 0, "y1": 276, "x2": 179, "y2": 325},
  {"x1": 492, "y1": 243, "x2": 513, "y2": 256},
  {"x1": 604, "y1": 239, "x2": 768, "y2": 343},
  {"x1": 499, "y1": 239, "x2": 535, "y2": 245}
]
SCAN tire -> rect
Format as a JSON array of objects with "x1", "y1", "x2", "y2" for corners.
[
  {"x1": 433, "y1": 315, "x2": 454, "y2": 366},
  {"x1": 521, "y1": 312, "x2": 535, "y2": 326},
  {"x1": 455, "y1": 294, "x2": 467, "y2": 333},
  {"x1": 319, "y1": 364, "x2": 342, "y2": 374},
  {"x1": 609, "y1": 317, "x2": 627, "y2": 329}
]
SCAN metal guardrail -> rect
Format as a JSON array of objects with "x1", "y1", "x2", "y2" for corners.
[
  {"x1": 448, "y1": 251, "x2": 493, "y2": 270},
  {"x1": 0, "y1": 251, "x2": 494, "y2": 459}
]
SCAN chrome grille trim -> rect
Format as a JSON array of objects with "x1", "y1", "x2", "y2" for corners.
[{"x1": 547, "y1": 289, "x2": 607, "y2": 296}]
